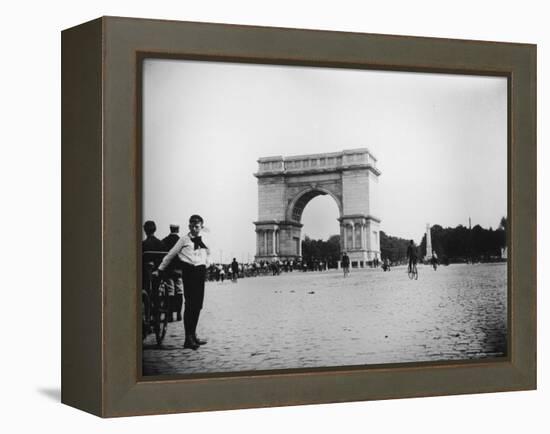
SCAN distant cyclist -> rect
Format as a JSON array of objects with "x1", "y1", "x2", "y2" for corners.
[
  {"x1": 431, "y1": 251, "x2": 439, "y2": 270},
  {"x1": 231, "y1": 258, "x2": 239, "y2": 282},
  {"x1": 407, "y1": 240, "x2": 418, "y2": 274}
]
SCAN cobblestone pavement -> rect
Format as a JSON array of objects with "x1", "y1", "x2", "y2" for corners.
[{"x1": 142, "y1": 263, "x2": 507, "y2": 376}]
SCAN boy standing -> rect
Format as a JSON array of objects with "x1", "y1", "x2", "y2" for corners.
[{"x1": 156, "y1": 215, "x2": 211, "y2": 350}]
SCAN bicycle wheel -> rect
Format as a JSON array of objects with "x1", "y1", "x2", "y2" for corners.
[
  {"x1": 142, "y1": 290, "x2": 150, "y2": 341},
  {"x1": 153, "y1": 280, "x2": 169, "y2": 345},
  {"x1": 408, "y1": 265, "x2": 419, "y2": 280}
]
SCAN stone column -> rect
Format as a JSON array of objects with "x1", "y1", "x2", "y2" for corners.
[
  {"x1": 342, "y1": 224, "x2": 347, "y2": 251},
  {"x1": 272, "y1": 230, "x2": 277, "y2": 255},
  {"x1": 365, "y1": 225, "x2": 372, "y2": 254},
  {"x1": 263, "y1": 231, "x2": 268, "y2": 256},
  {"x1": 352, "y1": 223, "x2": 356, "y2": 249}
]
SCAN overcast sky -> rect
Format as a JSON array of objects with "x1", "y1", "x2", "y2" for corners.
[{"x1": 142, "y1": 59, "x2": 507, "y2": 263}]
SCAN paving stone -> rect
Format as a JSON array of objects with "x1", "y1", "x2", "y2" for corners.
[{"x1": 143, "y1": 263, "x2": 507, "y2": 376}]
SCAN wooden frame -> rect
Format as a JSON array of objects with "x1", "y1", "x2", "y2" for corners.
[{"x1": 61, "y1": 16, "x2": 536, "y2": 417}]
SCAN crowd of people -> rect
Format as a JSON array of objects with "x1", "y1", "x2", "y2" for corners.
[
  {"x1": 143, "y1": 220, "x2": 432, "y2": 286},
  {"x1": 143, "y1": 217, "x2": 412, "y2": 290},
  {"x1": 142, "y1": 216, "x2": 440, "y2": 352},
  {"x1": 205, "y1": 258, "x2": 338, "y2": 282}
]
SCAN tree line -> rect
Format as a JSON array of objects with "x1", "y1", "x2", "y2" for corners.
[
  {"x1": 418, "y1": 217, "x2": 507, "y2": 263},
  {"x1": 301, "y1": 235, "x2": 341, "y2": 267},
  {"x1": 302, "y1": 217, "x2": 507, "y2": 265}
]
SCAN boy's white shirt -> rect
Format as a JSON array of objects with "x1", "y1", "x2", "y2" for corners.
[{"x1": 158, "y1": 231, "x2": 211, "y2": 270}]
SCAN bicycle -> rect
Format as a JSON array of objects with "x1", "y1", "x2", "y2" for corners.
[
  {"x1": 142, "y1": 254, "x2": 171, "y2": 345},
  {"x1": 343, "y1": 265, "x2": 350, "y2": 277},
  {"x1": 408, "y1": 262, "x2": 418, "y2": 280}
]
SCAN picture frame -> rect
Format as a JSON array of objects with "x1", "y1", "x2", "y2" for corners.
[{"x1": 61, "y1": 16, "x2": 536, "y2": 417}]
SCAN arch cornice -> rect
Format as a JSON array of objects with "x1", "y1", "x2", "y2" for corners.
[{"x1": 254, "y1": 164, "x2": 381, "y2": 178}]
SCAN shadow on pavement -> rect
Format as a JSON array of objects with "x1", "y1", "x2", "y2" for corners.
[{"x1": 38, "y1": 387, "x2": 61, "y2": 402}]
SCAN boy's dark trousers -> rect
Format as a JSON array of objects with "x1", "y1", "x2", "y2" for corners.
[{"x1": 177, "y1": 261, "x2": 206, "y2": 341}]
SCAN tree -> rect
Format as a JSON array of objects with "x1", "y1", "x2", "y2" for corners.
[
  {"x1": 421, "y1": 220, "x2": 507, "y2": 263},
  {"x1": 301, "y1": 235, "x2": 341, "y2": 267},
  {"x1": 380, "y1": 231, "x2": 410, "y2": 263}
]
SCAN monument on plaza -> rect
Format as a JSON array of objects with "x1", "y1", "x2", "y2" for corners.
[
  {"x1": 425, "y1": 223, "x2": 433, "y2": 260},
  {"x1": 253, "y1": 148, "x2": 381, "y2": 267}
]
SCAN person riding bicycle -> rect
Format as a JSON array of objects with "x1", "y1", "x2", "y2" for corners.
[
  {"x1": 142, "y1": 220, "x2": 166, "y2": 290},
  {"x1": 341, "y1": 252, "x2": 350, "y2": 276},
  {"x1": 407, "y1": 240, "x2": 418, "y2": 273},
  {"x1": 231, "y1": 258, "x2": 239, "y2": 282},
  {"x1": 142, "y1": 220, "x2": 166, "y2": 262},
  {"x1": 431, "y1": 250, "x2": 439, "y2": 270}
]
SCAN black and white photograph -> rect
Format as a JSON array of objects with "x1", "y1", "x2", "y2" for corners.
[
  {"x1": 3, "y1": 0, "x2": 545, "y2": 429},
  {"x1": 141, "y1": 58, "x2": 508, "y2": 376}
]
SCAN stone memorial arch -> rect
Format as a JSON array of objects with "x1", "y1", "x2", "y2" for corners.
[{"x1": 254, "y1": 148, "x2": 381, "y2": 267}]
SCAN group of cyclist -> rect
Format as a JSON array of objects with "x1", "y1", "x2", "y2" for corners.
[
  {"x1": 340, "y1": 239, "x2": 439, "y2": 279},
  {"x1": 406, "y1": 240, "x2": 439, "y2": 277}
]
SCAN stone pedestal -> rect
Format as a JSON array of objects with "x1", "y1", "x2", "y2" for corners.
[
  {"x1": 254, "y1": 221, "x2": 303, "y2": 262},
  {"x1": 339, "y1": 215, "x2": 381, "y2": 265}
]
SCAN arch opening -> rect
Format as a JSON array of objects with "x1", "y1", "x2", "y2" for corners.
[
  {"x1": 289, "y1": 187, "x2": 343, "y2": 223},
  {"x1": 300, "y1": 194, "x2": 341, "y2": 241},
  {"x1": 292, "y1": 190, "x2": 327, "y2": 222},
  {"x1": 300, "y1": 194, "x2": 342, "y2": 269}
]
